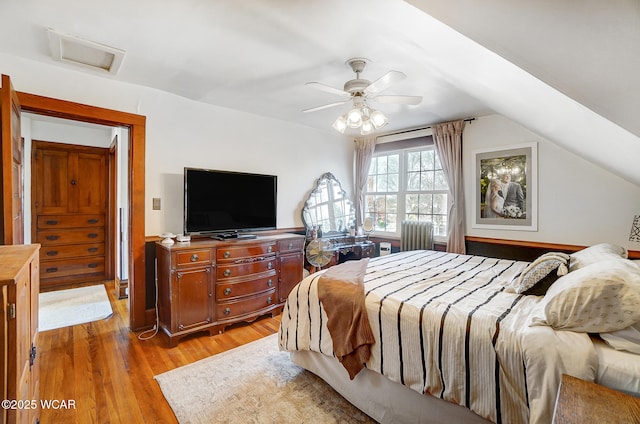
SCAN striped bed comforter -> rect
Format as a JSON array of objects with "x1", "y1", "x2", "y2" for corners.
[{"x1": 279, "y1": 250, "x2": 597, "y2": 424}]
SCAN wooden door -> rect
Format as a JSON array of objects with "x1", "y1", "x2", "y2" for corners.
[
  {"x1": 0, "y1": 74, "x2": 24, "y2": 245},
  {"x1": 32, "y1": 141, "x2": 109, "y2": 289}
]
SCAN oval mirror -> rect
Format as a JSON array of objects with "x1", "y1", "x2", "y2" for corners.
[
  {"x1": 302, "y1": 172, "x2": 355, "y2": 236},
  {"x1": 363, "y1": 216, "x2": 374, "y2": 233}
]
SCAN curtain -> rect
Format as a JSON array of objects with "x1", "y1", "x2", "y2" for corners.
[
  {"x1": 354, "y1": 136, "x2": 376, "y2": 229},
  {"x1": 433, "y1": 120, "x2": 466, "y2": 254}
]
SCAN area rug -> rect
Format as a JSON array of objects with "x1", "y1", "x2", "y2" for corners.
[
  {"x1": 39, "y1": 284, "x2": 113, "y2": 331},
  {"x1": 154, "y1": 334, "x2": 375, "y2": 424}
]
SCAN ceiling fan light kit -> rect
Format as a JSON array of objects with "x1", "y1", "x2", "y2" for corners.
[{"x1": 305, "y1": 57, "x2": 421, "y2": 135}]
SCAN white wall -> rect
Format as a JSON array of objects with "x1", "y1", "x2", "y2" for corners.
[
  {"x1": 2, "y1": 52, "x2": 354, "y2": 237},
  {"x1": 464, "y1": 115, "x2": 640, "y2": 251}
]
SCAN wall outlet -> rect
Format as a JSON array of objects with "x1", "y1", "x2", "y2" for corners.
[{"x1": 152, "y1": 198, "x2": 161, "y2": 210}]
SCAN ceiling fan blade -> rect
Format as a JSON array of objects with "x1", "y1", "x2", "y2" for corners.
[
  {"x1": 302, "y1": 99, "x2": 350, "y2": 113},
  {"x1": 304, "y1": 82, "x2": 350, "y2": 97},
  {"x1": 372, "y1": 95, "x2": 423, "y2": 105},
  {"x1": 364, "y1": 70, "x2": 406, "y2": 95}
]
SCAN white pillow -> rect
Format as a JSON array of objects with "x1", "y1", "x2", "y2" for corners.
[
  {"x1": 600, "y1": 322, "x2": 640, "y2": 355},
  {"x1": 569, "y1": 243, "x2": 628, "y2": 272},
  {"x1": 529, "y1": 259, "x2": 640, "y2": 333}
]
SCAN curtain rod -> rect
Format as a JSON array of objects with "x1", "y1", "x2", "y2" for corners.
[
  {"x1": 384, "y1": 117, "x2": 476, "y2": 136},
  {"x1": 353, "y1": 118, "x2": 476, "y2": 141}
]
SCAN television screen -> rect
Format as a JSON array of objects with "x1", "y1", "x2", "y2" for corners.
[{"x1": 184, "y1": 168, "x2": 277, "y2": 235}]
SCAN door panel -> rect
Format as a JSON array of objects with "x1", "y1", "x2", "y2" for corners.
[
  {"x1": 0, "y1": 74, "x2": 23, "y2": 244},
  {"x1": 34, "y1": 149, "x2": 69, "y2": 215},
  {"x1": 77, "y1": 152, "x2": 106, "y2": 213}
]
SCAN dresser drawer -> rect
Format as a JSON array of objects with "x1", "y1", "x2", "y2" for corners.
[
  {"x1": 216, "y1": 289, "x2": 276, "y2": 321},
  {"x1": 216, "y1": 274, "x2": 276, "y2": 301},
  {"x1": 40, "y1": 256, "x2": 105, "y2": 279},
  {"x1": 37, "y1": 214, "x2": 104, "y2": 229},
  {"x1": 41, "y1": 243, "x2": 105, "y2": 259},
  {"x1": 277, "y1": 238, "x2": 304, "y2": 253},
  {"x1": 175, "y1": 249, "x2": 212, "y2": 267},
  {"x1": 217, "y1": 259, "x2": 276, "y2": 280},
  {"x1": 37, "y1": 228, "x2": 105, "y2": 245},
  {"x1": 217, "y1": 243, "x2": 276, "y2": 262}
]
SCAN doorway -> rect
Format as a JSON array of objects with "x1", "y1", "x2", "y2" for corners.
[{"x1": 16, "y1": 90, "x2": 148, "y2": 331}]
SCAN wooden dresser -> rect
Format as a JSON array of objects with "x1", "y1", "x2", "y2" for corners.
[
  {"x1": 32, "y1": 141, "x2": 108, "y2": 290},
  {"x1": 0, "y1": 244, "x2": 40, "y2": 424},
  {"x1": 156, "y1": 234, "x2": 304, "y2": 347}
]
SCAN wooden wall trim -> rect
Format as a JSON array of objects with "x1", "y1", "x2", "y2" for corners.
[
  {"x1": 465, "y1": 236, "x2": 640, "y2": 259},
  {"x1": 17, "y1": 91, "x2": 148, "y2": 331}
]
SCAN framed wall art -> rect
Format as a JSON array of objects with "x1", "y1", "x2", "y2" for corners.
[{"x1": 472, "y1": 142, "x2": 538, "y2": 231}]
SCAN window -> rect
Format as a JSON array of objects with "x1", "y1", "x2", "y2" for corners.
[{"x1": 364, "y1": 144, "x2": 449, "y2": 238}]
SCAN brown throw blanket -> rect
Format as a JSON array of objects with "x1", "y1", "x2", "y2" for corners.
[{"x1": 317, "y1": 258, "x2": 375, "y2": 380}]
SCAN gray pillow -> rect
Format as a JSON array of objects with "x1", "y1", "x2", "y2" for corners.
[{"x1": 507, "y1": 252, "x2": 570, "y2": 295}]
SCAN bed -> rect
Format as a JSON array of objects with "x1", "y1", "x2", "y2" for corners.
[{"x1": 278, "y1": 245, "x2": 640, "y2": 424}]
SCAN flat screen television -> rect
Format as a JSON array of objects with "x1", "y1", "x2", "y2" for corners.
[{"x1": 184, "y1": 167, "x2": 277, "y2": 237}]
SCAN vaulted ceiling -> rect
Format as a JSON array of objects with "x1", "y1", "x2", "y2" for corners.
[{"x1": 1, "y1": 0, "x2": 638, "y2": 185}]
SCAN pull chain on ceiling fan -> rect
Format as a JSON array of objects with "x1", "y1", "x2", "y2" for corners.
[{"x1": 303, "y1": 58, "x2": 422, "y2": 135}]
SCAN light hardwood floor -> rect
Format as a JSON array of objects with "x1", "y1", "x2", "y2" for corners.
[{"x1": 38, "y1": 281, "x2": 281, "y2": 423}]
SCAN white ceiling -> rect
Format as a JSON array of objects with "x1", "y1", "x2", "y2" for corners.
[{"x1": 1, "y1": 0, "x2": 639, "y2": 184}]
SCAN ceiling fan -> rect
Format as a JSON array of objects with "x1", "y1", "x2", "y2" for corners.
[{"x1": 303, "y1": 58, "x2": 422, "y2": 134}]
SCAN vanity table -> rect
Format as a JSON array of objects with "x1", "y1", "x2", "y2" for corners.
[{"x1": 302, "y1": 172, "x2": 374, "y2": 270}]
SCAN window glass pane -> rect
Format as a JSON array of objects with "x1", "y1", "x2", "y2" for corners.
[
  {"x1": 406, "y1": 194, "x2": 419, "y2": 214},
  {"x1": 421, "y1": 171, "x2": 434, "y2": 191},
  {"x1": 433, "y1": 215, "x2": 447, "y2": 237},
  {"x1": 377, "y1": 156, "x2": 388, "y2": 174},
  {"x1": 388, "y1": 154, "x2": 399, "y2": 173},
  {"x1": 386, "y1": 195, "x2": 397, "y2": 213},
  {"x1": 434, "y1": 170, "x2": 448, "y2": 190},
  {"x1": 433, "y1": 194, "x2": 448, "y2": 215},
  {"x1": 407, "y1": 171, "x2": 420, "y2": 191},
  {"x1": 407, "y1": 151, "x2": 420, "y2": 172},
  {"x1": 388, "y1": 173, "x2": 399, "y2": 192},
  {"x1": 419, "y1": 194, "x2": 433, "y2": 214},
  {"x1": 422, "y1": 150, "x2": 435, "y2": 171},
  {"x1": 369, "y1": 159, "x2": 377, "y2": 175}
]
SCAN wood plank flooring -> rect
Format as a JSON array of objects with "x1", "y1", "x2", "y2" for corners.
[{"x1": 38, "y1": 282, "x2": 281, "y2": 423}]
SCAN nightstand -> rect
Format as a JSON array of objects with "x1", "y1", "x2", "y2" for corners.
[{"x1": 553, "y1": 374, "x2": 640, "y2": 423}]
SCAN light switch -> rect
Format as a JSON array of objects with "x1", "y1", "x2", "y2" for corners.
[{"x1": 152, "y1": 198, "x2": 161, "y2": 210}]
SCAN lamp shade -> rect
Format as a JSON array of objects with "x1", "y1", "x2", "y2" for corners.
[
  {"x1": 346, "y1": 108, "x2": 363, "y2": 128},
  {"x1": 332, "y1": 115, "x2": 348, "y2": 133},
  {"x1": 370, "y1": 110, "x2": 388, "y2": 129},
  {"x1": 360, "y1": 119, "x2": 374, "y2": 135}
]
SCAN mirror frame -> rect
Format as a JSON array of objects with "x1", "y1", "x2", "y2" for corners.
[{"x1": 302, "y1": 172, "x2": 355, "y2": 236}]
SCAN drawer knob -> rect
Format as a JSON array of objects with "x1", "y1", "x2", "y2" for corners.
[
  {"x1": 87, "y1": 219, "x2": 99, "y2": 224},
  {"x1": 88, "y1": 233, "x2": 98, "y2": 238},
  {"x1": 267, "y1": 262, "x2": 273, "y2": 270},
  {"x1": 224, "y1": 288, "x2": 232, "y2": 296},
  {"x1": 45, "y1": 220, "x2": 58, "y2": 225},
  {"x1": 267, "y1": 246, "x2": 273, "y2": 253},
  {"x1": 223, "y1": 251, "x2": 231, "y2": 258},
  {"x1": 223, "y1": 269, "x2": 231, "y2": 277},
  {"x1": 88, "y1": 247, "x2": 99, "y2": 253},
  {"x1": 46, "y1": 250, "x2": 58, "y2": 256},
  {"x1": 88, "y1": 263, "x2": 99, "y2": 269},
  {"x1": 46, "y1": 235, "x2": 59, "y2": 241},
  {"x1": 267, "y1": 279, "x2": 273, "y2": 287},
  {"x1": 223, "y1": 308, "x2": 231, "y2": 316},
  {"x1": 267, "y1": 297, "x2": 273, "y2": 305},
  {"x1": 190, "y1": 254, "x2": 199, "y2": 262},
  {"x1": 46, "y1": 267, "x2": 58, "y2": 273}
]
